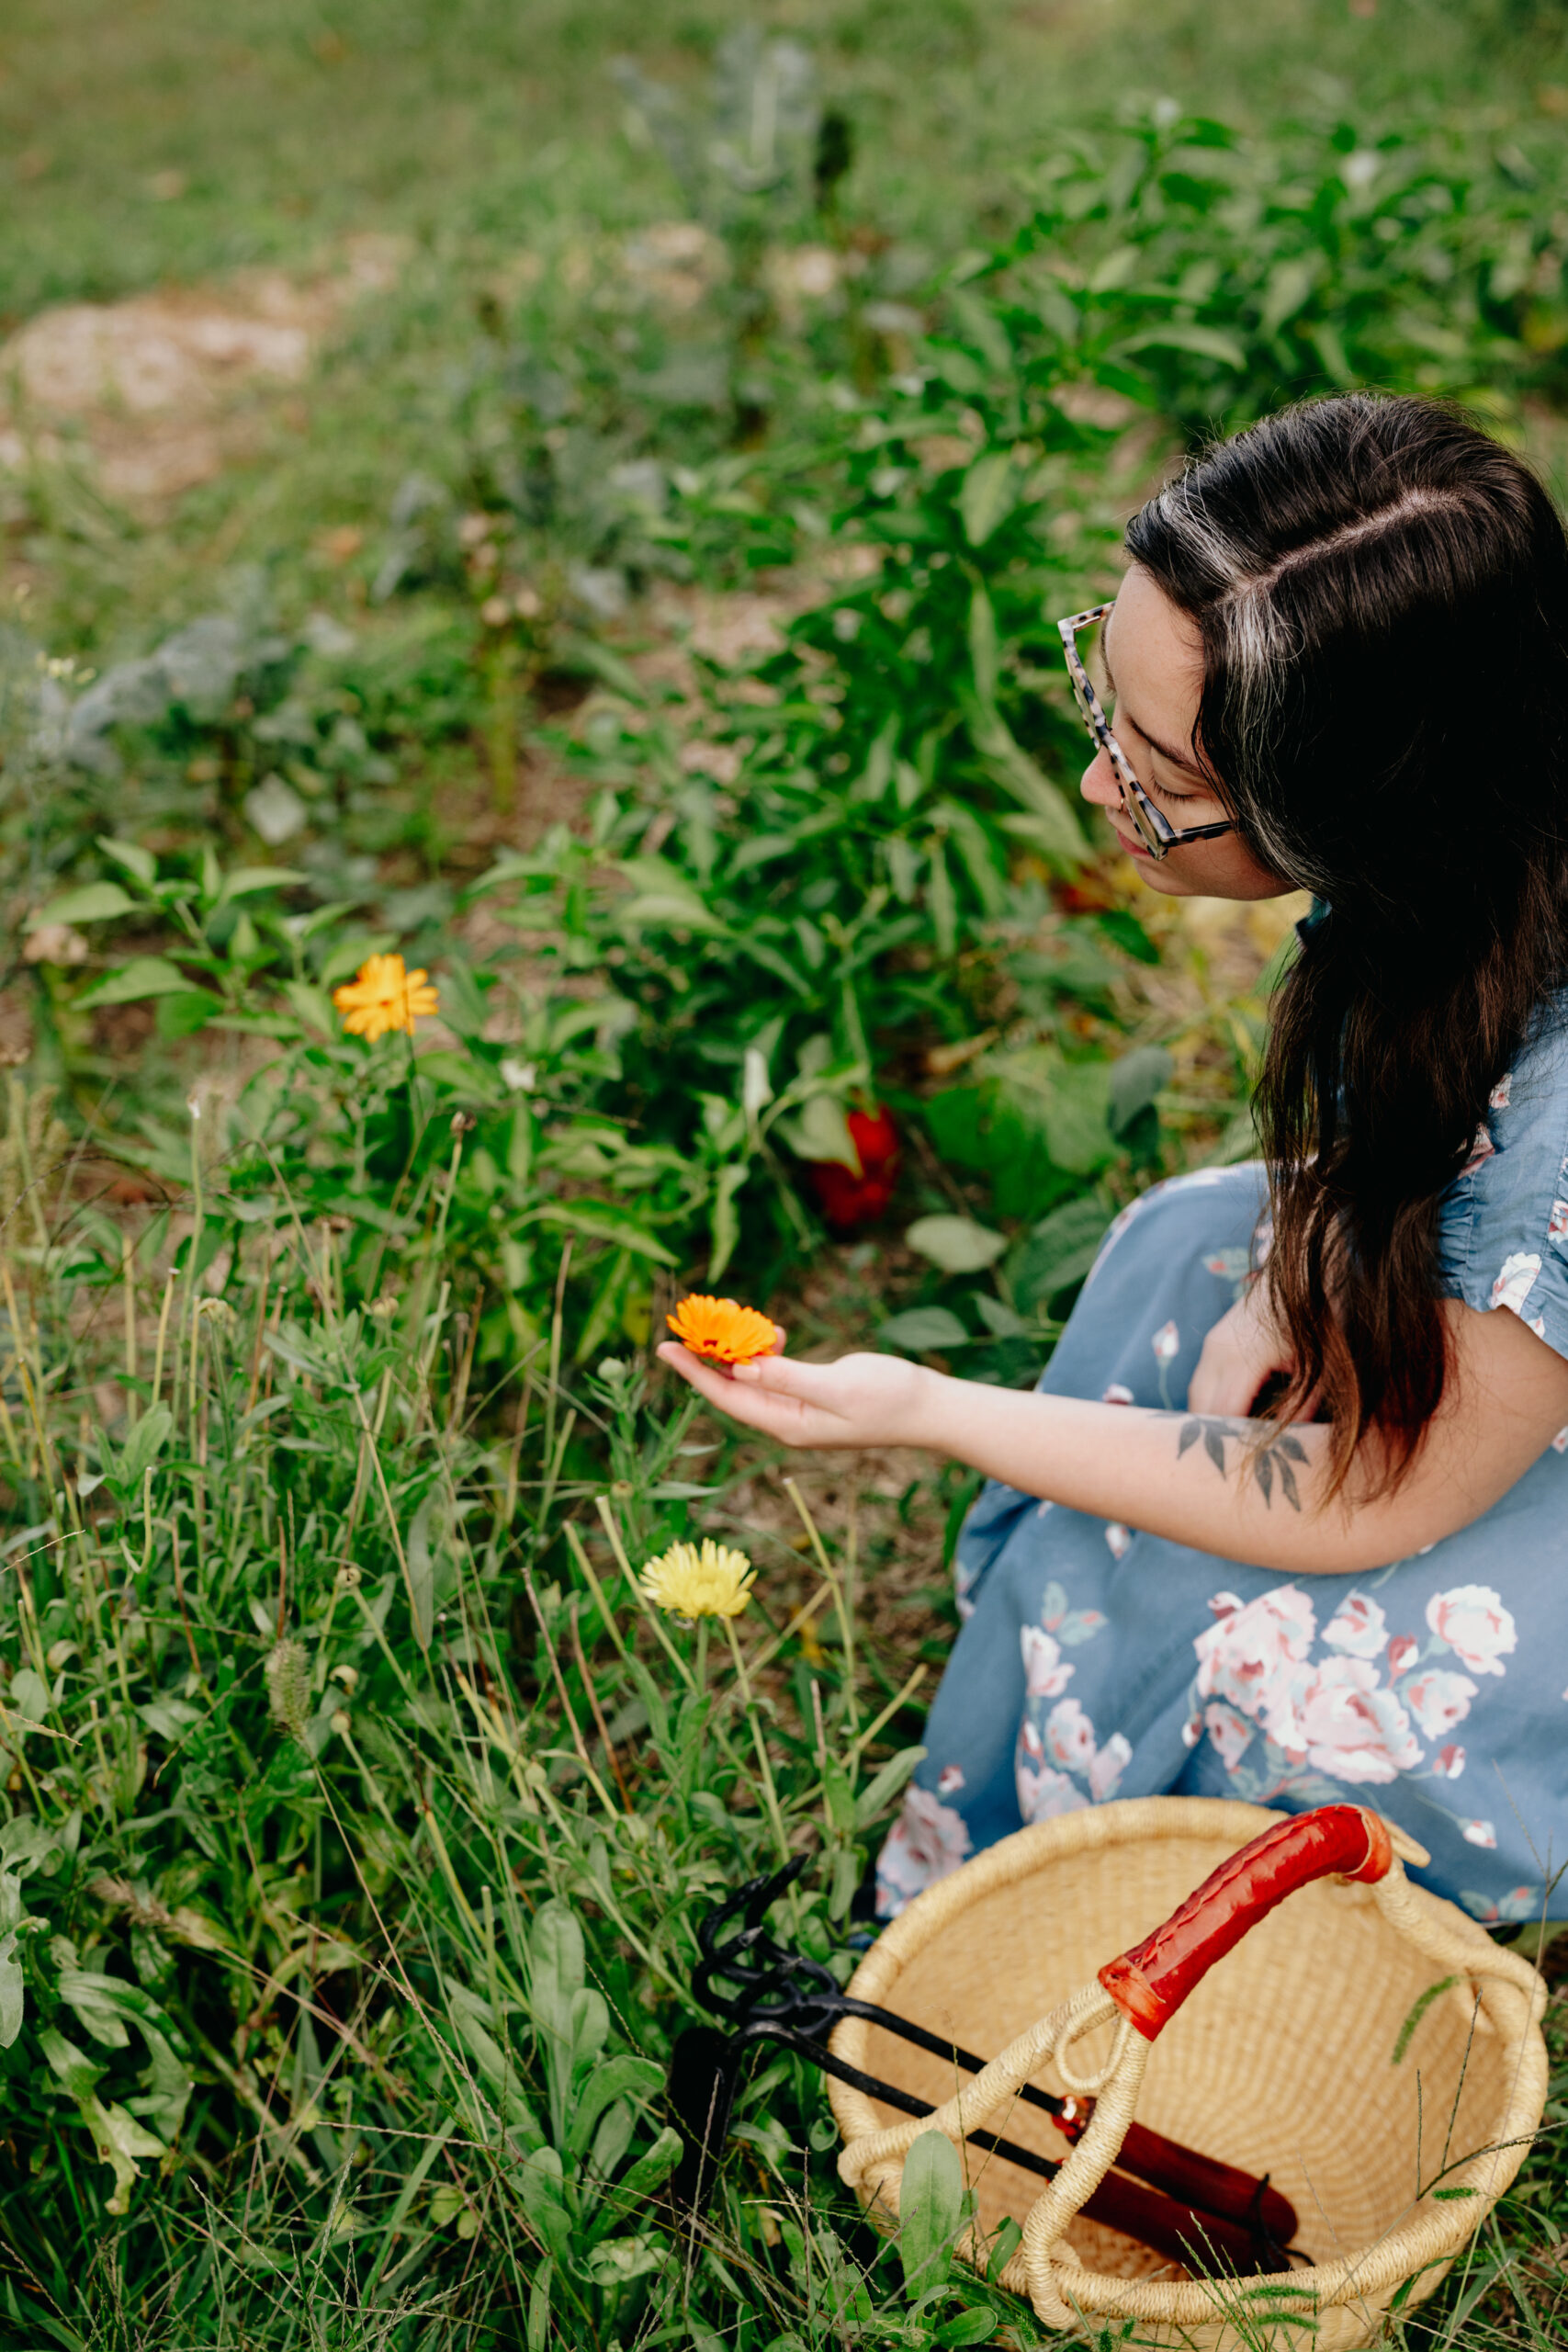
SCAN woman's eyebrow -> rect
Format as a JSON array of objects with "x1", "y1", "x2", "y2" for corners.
[{"x1": 1101, "y1": 608, "x2": 1206, "y2": 777}]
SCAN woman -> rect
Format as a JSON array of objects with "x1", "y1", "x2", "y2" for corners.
[{"x1": 662, "y1": 393, "x2": 1568, "y2": 1932}]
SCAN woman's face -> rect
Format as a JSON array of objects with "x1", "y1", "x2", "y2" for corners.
[{"x1": 1078, "y1": 565, "x2": 1290, "y2": 901}]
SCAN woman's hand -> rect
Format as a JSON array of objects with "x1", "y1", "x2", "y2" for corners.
[
  {"x1": 657, "y1": 1341, "x2": 932, "y2": 1451},
  {"x1": 1188, "y1": 1279, "x2": 1302, "y2": 1417}
]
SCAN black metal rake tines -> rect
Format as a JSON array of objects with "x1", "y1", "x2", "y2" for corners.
[{"x1": 667, "y1": 1859, "x2": 1301, "y2": 2279}]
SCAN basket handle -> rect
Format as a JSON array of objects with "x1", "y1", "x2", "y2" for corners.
[{"x1": 1098, "y1": 1804, "x2": 1393, "y2": 2041}]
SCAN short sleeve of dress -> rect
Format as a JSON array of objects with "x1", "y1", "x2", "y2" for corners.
[{"x1": 1435, "y1": 991, "x2": 1568, "y2": 1363}]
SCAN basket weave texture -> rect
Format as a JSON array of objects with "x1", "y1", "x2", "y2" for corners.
[{"x1": 828, "y1": 1795, "x2": 1548, "y2": 2349}]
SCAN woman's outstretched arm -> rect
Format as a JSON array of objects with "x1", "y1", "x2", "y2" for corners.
[{"x1": 657, "y1": 1298, "x2": 1568, "y2": 1574}]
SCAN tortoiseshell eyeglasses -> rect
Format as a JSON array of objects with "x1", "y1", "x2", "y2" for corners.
[{"x1": 1055, "y1": 602, "x2": 1234, "y2": 861}]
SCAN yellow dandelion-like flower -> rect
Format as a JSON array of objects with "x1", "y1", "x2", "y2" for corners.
[
  {"x1": 666, "y1": 1294, "x2": 781, "y2": 1366},
  {"x1": 638, "y1": 1538, "x2": 755, "y2": 1621},
  {"x1": 333, "y1": 953, "x2": 440, "y2": 1043}
]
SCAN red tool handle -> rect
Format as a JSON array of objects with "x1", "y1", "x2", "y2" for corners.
[
  {"x1": 1111, "y1": 2112, "x2": 1297, "y2": 2245},
  {"x1": 1099, "y1": 1805, "x2": 1393, "y2": 2042}
]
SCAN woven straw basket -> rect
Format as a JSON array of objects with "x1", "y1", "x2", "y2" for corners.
[{"x1": 828, "y1": 1796, "x2": 1548, "y2": 2349}]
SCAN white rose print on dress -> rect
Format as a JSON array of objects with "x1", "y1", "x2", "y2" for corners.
[
  {"x1": 1489, "y1": 1071, "x2": 1512, "y2": 1111},
  {"x1": 1017, "y1": 1763, "x2": 1089, "y2": 1822},
  {"x1": 1461, "y1": 1821, "x2": 1498, "y2": 1849},
  {"x1": 1203, "y1": 1701, "x2": 1254, "y2": 1771},
  {"x1": 1191, "y1": 1585, "x2": 1317, "y2": 1752},
  {"x1": 937, "y1": 1763, "x2": 965, "y2": 1796},
  {"x1": 1102, "y1": 1383, "x2": 1134, "y2": 1406},
  {"x1": 1045, "y1": 1697, "x2": 1097, "y2": 1771},
  {"x1": 1104, "y1": 1522, "x2": 1132, "y2": 1559},
  {"x1": 1403, "y1": 1668, "x2": 1478, "y2": 1739},
  {"x1": 1011, "y1": 1580, "x2": 1127, "y2": 1821},
  {"x1": 1089, "y1": 1733, "x2": 1132, "y2": 1802},
  {"x1": 1435, "y1": 1743, "x2": 1466, "y2": 1779},
  {"x1": 875, "y1": 1784, "x2": 972, "y2": 1917},
  {"x1": 1490, "y1": 1251, "x2": 1541, "y2": 1315},
  {"x1": 1550, "y1": 1199, "x2": 1568, "y2": 1239},
  {"x1": 1427, "y1": 1585, "x2": 1517, "y2": 1677},
  {"x1": 1296, "y1": 1657, "x2": 1423, "y2": 1783},
  {"x1": 1387, "y1": 1634, "x2": 1420, "y2": 1679},
  {"x1": 1461, "y1": 1125, "x2": 1495, "y2": 1177},
  {"x1": 1020, "y1": 1624, "x2": 1074, "y2": 1700},
  {"x1": 1322, "y1": 1592, "x2": 1388, "y2": 1658}
]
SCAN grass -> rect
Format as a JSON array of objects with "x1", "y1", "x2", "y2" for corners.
[{"x1": 0, "y1": 0, "x2": 1566, "y2": 2345}]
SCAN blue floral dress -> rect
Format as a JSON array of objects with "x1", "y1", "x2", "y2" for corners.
[{"x1": 877, "y1": 1001, "x2": 1568, "y2": 1932}]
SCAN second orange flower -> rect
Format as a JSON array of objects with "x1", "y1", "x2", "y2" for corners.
[{"x1": 333, "y1": 953, "x2": 440, "y2": 1044}]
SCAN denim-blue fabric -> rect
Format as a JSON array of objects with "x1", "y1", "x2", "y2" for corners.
[{"x1": 876, "y1": 1004, "x2": 1568, "y2": 1929}]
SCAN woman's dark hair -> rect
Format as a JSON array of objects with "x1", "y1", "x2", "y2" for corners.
[{"x1": 1126, "y1": 392, "x2": 1568, "y2": 1494}]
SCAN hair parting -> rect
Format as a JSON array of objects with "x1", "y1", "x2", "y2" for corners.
[{"x1": 1127, "y1": 393, "x2": 1568, "y2": 1494}]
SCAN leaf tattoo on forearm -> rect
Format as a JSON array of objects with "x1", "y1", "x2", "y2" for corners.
[{"x1": 1176, "y1": 1415, "x2": 1309, "y2": 1510}]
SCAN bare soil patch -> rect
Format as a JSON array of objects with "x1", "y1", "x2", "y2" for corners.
[{"x1": 0, "y1": 235, "x2": 406, "y2": 507}]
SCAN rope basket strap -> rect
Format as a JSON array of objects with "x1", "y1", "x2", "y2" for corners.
[{"x1": 830, "y1": 1799, "x2": 1548, "y2": 2344}]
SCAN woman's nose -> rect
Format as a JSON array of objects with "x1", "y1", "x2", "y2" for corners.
[{"x1": 1079, "y1": 744, "x2": 1122, "y2": 813}]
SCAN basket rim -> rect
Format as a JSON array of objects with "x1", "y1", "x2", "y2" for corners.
[{"x1": 829, "y1": 1793, "x2": 1549, "y2": 2332}]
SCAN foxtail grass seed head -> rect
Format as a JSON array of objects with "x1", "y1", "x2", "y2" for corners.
[
  {"x1": 639, "y1": 1538, "x2": 755, "y2": 1621},
  {"x1": 265, "y1": 1638, "x2": 310, "y2": 1740},
  {"x1": 665, "y1": 1294, "x2": 782, "y2": 1365},
  {"x1": 332, "y1": 953, "x2": 440, "y2": 1043}
]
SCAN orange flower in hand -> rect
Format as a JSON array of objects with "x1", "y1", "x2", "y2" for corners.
[
  {"x1": 333, "y1": 953, "x2": 440, "y2": 1043},
  {"x1": 666, "y1": 1295, "x2": 783, "y2": 1366}
]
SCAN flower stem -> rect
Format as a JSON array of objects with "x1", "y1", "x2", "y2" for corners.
[{"x1": 722, "y1": 1613, "x2": 789, "y2": 1863}]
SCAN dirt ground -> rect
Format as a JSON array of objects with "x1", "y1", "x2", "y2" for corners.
[{"x1": 0, "y1": 235, "x2": 405, "y2": 505}]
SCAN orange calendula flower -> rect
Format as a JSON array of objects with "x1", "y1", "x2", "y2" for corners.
[
  {"x1": 666, "y1": 1294, "x2": 781, "y2": 1365},
  {"x1": 333, "y1": 953, "x2": 440, "y2": 1044}
]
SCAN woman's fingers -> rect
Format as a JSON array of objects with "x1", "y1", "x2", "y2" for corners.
[{"x1": 655, "y1": 1342, "x2": 828, "y2": 1438}]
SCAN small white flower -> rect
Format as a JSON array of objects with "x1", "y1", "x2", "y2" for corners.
[
  {"x1": 500, "y1": 1057, "x2": 537, "y2": 1092},
  {"x1": 1461, "y1": 1820, "x2": 1497, "y2": 1849},
  {"x1": 1104, "y1": 1521, "x2": 1131, "y2": 1559},
  {"x1": 1151, "y1": 1319, "x2": 1179, "y2": 1363},
  {"x1": 1489, "y1": 1071, "x2": 1512, "y2": 1111}
]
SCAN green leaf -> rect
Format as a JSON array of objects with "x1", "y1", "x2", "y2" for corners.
[
  {"x1": 531, "y1": 1205, "x2": 678, "y2": 1266},
  {"x1": 959, "y1": 450, "x2": 1016, "y2": 548},
  {"x1": 1108, "y1": 1045, "x2": 1173, "y2": 1137},
  {"x1": 616, "y1": 857, "x2": 727, "y2": 933},
  {"x1": 97, "y1": 837, "x2": 158, "y2": 888},
  {"x1": 706, "y1": 1161, "x2": 749, "y2": 1284},
  {"x1": 27, "y1": 883, "x2": 137, "y2": 928},
  {"x1": 278, "y1": 979, "x2": 336, "y2": 1036},
  {"x1": 1113, "y1": 322, "x2": 1249, "y2": 368},
  {"x1": 898, "y1": 2128, "x2": 964, "y2": 2291},
  {"x1": 1008, "y1": 1196, "x2": 1109, "y2": 1314},
  {"x1": 0, "y1": 1931, "x2": 22, "y2": 2050},
  {"x1": 214, "y1": 866, "x2": 308, "y2": 904},
  {"x1": 613, "y1": 2124, "x2": 682, "y2": 2202},
  {"x1": 118, "y1": 1402, "x2": 173, "y2": 1487},
  {"x1": 821, "y1": 1755, "x2": 858, "y2": 1835},
  {"x1": 1258, "y1": 254, "x2": 1319, "y2": 336},
  {"x1": 966, "y1": 587, "x2": 999, "y2": 707},
  {"x1": 565, "y1": 2054, "x2": 665, "y2": 2161},
  {"x1": 877, "y1": 1306, "x2": 970, "y2": 1354},
  {"x1": 905, "y1": 1215, "x2": 1007, "y2": 1273},
  {"x1": 78, "y1": 958, "x2": 204, "y2": 1008},
  {"x1": 585, "y1": 2235, "x2": 666, "y2": 2286},
  {"x1": 853, "y1": 1746, "x2": 926, "y2": 1831}
]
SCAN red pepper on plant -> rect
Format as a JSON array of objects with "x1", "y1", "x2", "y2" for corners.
[{"x1": 805, "y1": 1104, "x2": 902, "y2": 1230}]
